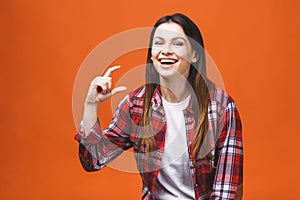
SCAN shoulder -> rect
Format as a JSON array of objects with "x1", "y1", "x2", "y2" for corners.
[
  {"x1": 128, "y1": 85, "x2": 146, "y2": 99},
  {"x1": 115, "y1": 86, "x2": 145, "y2": 110},
  {"x1": 210, "y1": 86, "x2": 236, "y2": 105},
  {"x1": 209, "y1": 87, "x2": 242, "y2": 136},
  {"x1": 118, "y1": 85, "x2": 146, "y2": 112},
  {"x1": 120, "y1": 85, "x2": 146, "y2": 118},
  {"x1": 127, "y1": 85, "x2": 146, "y2": 107},
  {"x1": 209, "y1": 86, "x2": 238, "y2": 114}
]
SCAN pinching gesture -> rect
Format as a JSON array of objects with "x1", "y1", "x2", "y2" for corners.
[{"x1": 85, "y1": 65, "x2": 127, "y2": 104}]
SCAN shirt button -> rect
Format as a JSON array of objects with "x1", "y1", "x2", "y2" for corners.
[{"x1": 195, "y1": 183, "x2": 199, "y2": 188}]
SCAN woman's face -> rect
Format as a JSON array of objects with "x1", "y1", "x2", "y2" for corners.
[{"x1": 151, "y1": 22, "x2": 197, "y2": 80}]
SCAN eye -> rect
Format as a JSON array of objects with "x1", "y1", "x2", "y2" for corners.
[
  {"x1": 154, "y1": 41, "x2": 163, "y2": 45},
  {"x1": 173, "y1": 42, "x2": 184, "y2": 46}
]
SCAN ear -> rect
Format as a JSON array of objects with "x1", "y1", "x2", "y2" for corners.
[{"x1": 191, "y1": 50, "x2": 198, "y2": 63}]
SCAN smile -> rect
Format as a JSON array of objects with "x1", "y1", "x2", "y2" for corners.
[{"x1": 158, "y1": 58, "x2": 178, "y2": 65}]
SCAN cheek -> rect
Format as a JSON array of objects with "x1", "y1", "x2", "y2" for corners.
[
  {"x1": 151, "y1": 48, "x2": 160, "y2": 59},
  {"x1": 173, "y1": 48, "x2": 193, "y2": 62},
  {"x1": 151, "y1": 50, "x2": 159, "y2": 67}
]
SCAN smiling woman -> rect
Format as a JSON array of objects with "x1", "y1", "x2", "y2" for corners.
[
  {"x1": 74, "y1": 13, "x2": 243, "y2": 200},
  {"x1": 151, "y1": 23, "x2": 197, "y2": 82}
]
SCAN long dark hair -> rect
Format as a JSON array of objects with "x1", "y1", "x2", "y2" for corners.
[{"x1": 138, "y1": 13, "x2": 212, "y2": 156}]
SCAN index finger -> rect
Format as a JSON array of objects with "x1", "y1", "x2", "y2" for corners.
[{"x1": 103, "y1": 65, "x2": 121, "y2": 77}]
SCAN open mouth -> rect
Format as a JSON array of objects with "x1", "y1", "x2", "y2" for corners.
[{"x1": 159, "y1": 58, "x2": 178, "y2": 65}]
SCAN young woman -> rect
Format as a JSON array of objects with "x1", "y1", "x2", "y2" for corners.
[{"x1": 75, "y1": 13, "x2": 243, "y2": 200}]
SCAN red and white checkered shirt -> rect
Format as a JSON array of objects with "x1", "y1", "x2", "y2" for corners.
[{"x1": 75, "y1": 85, "x2": 243, "y2": 200}]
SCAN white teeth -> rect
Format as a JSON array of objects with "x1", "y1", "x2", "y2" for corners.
[{"x1": 160, "y1": 59, "x2": 176, "y2": 64}]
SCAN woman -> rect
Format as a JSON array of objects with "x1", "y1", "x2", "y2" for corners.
[{"x1": 75, "y1": 13, "x2": 243, "y2": 200}]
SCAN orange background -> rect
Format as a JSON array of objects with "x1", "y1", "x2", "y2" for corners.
[{"x1": 1, "y1": 0, "x2": 300, "y2": 199}]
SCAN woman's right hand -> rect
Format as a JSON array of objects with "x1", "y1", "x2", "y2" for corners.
[{"x1": 85, "y1": 65, "x2": 127, "y2": 105}]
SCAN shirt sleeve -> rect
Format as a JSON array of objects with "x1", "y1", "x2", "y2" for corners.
[
  {"x1": 209, "y1": 98, "x2": 243, "y2": 200},
  {"x1": 74, "y1": 95, "x2": 133, "y2": 172}
]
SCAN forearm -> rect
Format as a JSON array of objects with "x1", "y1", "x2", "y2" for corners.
[
  {"x1": 76, "y1": 119, "x2": 120, "y2": 172},
  {"x1": 76, "y1": 96, "x2": 131, "y2": 172},
  {"x1": 75, "y1": 119, "x2": 102, "y2": 172},
  {"x1": 83, "y1": 102, "x2": 99, "y2": 135}
]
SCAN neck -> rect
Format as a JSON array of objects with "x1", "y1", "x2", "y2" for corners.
[{"x1": 160, "y1": 76, "x2": 190, "y2": 103}]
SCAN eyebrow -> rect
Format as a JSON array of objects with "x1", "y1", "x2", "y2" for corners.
[{"x1": 153, "y1": 36, "x2": 188, "y2": 42}]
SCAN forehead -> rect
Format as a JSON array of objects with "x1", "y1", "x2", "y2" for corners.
[{"x1": 153, "y1": 22, "x2": 186, "y2": 39}]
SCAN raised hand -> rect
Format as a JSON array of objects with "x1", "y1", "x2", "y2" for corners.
[{"x1": 85, "y1": 65, "x2": 127, "y2": 104}]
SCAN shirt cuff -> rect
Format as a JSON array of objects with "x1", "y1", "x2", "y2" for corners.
[{"x1": 74, "y1": 119, "x2": 102, "y2": 145}]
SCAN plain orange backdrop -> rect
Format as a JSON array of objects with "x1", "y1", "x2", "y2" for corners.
[{"x1": 1, "y1": 0, "x2": 300, "y2": 199}]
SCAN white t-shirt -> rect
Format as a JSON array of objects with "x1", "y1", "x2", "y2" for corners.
[{"x1": 154, "y1": 95, "x2": 195, "y2": 200}]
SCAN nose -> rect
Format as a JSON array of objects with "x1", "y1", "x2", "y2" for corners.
[{"x1": 161, "y1": 48, "x2": 173, "y2": 55}]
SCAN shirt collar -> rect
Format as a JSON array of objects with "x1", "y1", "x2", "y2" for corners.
[{"x1": 150, "y1": 85, "x2": 195, "y2": 115}]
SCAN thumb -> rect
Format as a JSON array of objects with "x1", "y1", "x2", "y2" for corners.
[{"x1": 111, "y1": 86, "x2": 127, "y2": 96}]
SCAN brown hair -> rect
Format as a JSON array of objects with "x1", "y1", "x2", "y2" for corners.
[{"x1": 138, "y1": 13, "x2": 213, "y2": 156}]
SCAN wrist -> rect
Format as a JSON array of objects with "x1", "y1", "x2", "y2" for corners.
[
  {"x1": 84, "y1": 101, "x2": 99, "y2": 117},
  {"x1": 85, "y1": 100, "x2": 99, "y2": 107}
]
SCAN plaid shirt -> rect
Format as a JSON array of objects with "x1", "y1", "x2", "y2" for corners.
[{"x1": 75, "y1": 85, "x2": 243, "y2": 200}]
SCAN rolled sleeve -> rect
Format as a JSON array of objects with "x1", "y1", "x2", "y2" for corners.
[{"x1": 74, "y1": 95, "x2": 133, "y2": 172}]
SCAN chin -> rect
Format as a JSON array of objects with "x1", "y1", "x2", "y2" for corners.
[{"x1": 155, "y1": 67, "x2": 183, "y2": 80}]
